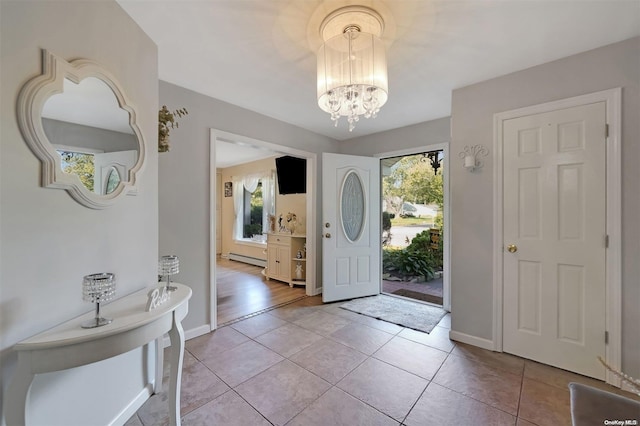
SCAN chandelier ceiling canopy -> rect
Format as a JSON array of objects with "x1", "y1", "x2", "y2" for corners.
[{"x1": 316, "y1": 6, "x2": 388, "y2": 132}]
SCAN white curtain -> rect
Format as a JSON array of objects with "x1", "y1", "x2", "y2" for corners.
[
  {"x1": 232, "y1": 176, "x2": 244, "y2": 240},
  {"x1": 243, "y1": 175, "x2": 260, "y2": 194},
  {"x1": 232, "y1": 172, "x2": 275, "y2": 241},
  {"x1": 261, "y1": 170, "x2": 276, "y2": 233}
]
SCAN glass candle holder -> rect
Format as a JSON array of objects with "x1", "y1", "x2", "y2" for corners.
[
  {"x1": 158, "y1": 255, "x2": 179, "y2": 292},
  {"x1": 81, "y1": 272, "x2": 116, "y2": 329}
]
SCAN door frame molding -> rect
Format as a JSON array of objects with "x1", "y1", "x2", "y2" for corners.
[
  {"x1": 375, "y1": 142, "x2": 451, "y2": 311},
  {"x1": 209, "y1": 129, "x2": 318, "y2": 331},
  {"x1": 492, "y1": 88, "x2": 622, "y2": 386}
]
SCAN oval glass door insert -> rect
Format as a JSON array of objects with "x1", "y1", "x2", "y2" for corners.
[{"x1": 341, "y1": 170, "x2": 366, "y2": 242}]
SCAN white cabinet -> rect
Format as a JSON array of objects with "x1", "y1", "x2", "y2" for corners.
[{"x1": 265, "y1": 234, "x2": 306, "y2": 287}]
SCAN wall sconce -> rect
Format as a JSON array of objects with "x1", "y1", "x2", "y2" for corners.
[{"x1": 459, "y1": 145, "x2": 489, "y2": 172}]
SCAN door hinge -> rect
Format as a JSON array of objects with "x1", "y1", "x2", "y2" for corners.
[
  {"x1": 605, "y1": 235, "x2": 610, "y2": 248},
  {"x1": 605, "y1": 331, "x2": 609, "y2": 344},
  {"x1": 605, "y1": 124, "x2": 609, "y2": 138}
]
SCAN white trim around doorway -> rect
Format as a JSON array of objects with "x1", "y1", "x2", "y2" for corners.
[
  {"x1": 492, "y1": 88, "x2": 622, "y2": 387},
  {"x1": 374, "y1": 142, "x2": 451, "y2": 312},
  {"x1": 209, "y1": 129, "x2": 318, "y2": 331}
]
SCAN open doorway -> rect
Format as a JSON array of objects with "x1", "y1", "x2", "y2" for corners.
[
  {"x1": 380, "y1": 150, "x2": 446, "y2": 307},
  {"x1": 209, "y1": 129, "x2": 317, "y2": 330}
]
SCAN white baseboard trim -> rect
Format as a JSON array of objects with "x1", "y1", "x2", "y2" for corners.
[
  {"x1": 449, "y1": 330, "x2": 495, "y2": 351},
  {"x1": 109, "y1": 384, "x2": 153, "y2": 426},
  {"x1": 162, "y1": 324, "x2": 212, "y2": 347}
]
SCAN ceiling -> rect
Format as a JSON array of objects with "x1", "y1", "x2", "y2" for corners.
[{"x1": 117, "y1": 0, "x2": 639, "y2": 163}]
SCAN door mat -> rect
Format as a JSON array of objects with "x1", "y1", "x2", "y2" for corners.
[
  {"x1": 391, "y1": 289, "x2": 443, "y2": 306},
  {"x1": 340, "y1": 294, "x2": 446, "y2": 334}
]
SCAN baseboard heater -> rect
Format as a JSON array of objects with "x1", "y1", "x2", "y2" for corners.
[{"x1": 228, "y1": 253, "x2": 267, "y2": 268}]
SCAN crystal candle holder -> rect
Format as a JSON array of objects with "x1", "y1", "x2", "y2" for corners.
[
  {"x1": 81, "y1": 272, "x2": 116, "y2": 329},
  {"x1": 158, "y1": 255, "x2": 179, "y2": 292}
]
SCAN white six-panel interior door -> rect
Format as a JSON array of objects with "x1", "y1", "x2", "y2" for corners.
[{"x1": 502, "y1": 102, "x2": 607, "y2": 379}]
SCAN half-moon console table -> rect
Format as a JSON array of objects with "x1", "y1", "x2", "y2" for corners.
[{"x1": 5, "y1": 283, "x2": 192, "y2": 426}]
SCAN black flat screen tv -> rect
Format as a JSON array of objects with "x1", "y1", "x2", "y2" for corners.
[{"x1": 275, "y1": 156, "x2": 306, "y2": 194}]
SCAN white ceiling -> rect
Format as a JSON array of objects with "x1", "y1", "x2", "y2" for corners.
[{"x1": 117, "y1": 0, "x2": 639, "y2": 162}]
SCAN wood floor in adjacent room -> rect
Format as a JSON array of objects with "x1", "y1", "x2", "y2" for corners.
[{"x1": 216, "y1": 256, "x2": 306, "y2": 325}]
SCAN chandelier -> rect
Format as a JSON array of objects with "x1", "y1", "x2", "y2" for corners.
[{"x1": 317, "y1": 6, "x2": 388, "y2": 132}]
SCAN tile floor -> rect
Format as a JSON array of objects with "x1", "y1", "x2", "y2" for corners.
[{"x1": 127, "y1": 296, "x2": 637, "y2": 426}]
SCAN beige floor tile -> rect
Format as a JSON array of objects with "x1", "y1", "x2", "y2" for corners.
[
  {"x1": 269, "y1": 302, "x2": 320, "y2": 322},
  {"x1": 523, "y1": 359, "x2": 638, "y2": 400},
  {"x1": 235, "y1": 360, "x2": 331, "y2": 426},
  {"x1": 124, "y1": 414, "x2": 143, "y2": 426},
  {"x1": 329, "y1": 322, "x2": 394, "y2": 355},
  {"x1": 398, "y1": 326, "x2": 456, "y2": 352},
  {"x1": 516, "y1": 418, "x2": 537, "y2": 426},
  {"x1": 181, "y1": 390, "x2": 270, "y2": 426},
  {"x1": 518, "y1": 377, "x2": 571, "y2": 426},
  {"x1": 373, "y1": 336, "x2": 448, "y2": 380},
  {"x1": 201, "y1": 340, "x2": 283, "y2": 387},
  {"x1": 179, "y1": 360, "x2": 230, "y2": 415},
  {"x1": 322, "y1": 304, "x2": 404, "y2": 334},
  {"x1": 293, "y1": 310, "x2": 351, "y2": 336},
  {"x1": 337, "y1": 357, "x2": 428, "y2": 421},
  {"x1": 452, "y1": 342, "x2": 525, "y2": 376},
  {"x1": 255, "y1": 323, "x2": 324, "y2": 357},
  {"x1": 433, "y1": 353, "x2": 522, "y2": 415},
  {"x1": 405, "y1": 382, "x2": 516, "y2": 426},
  {"x1": 230, "y1": 312, "x2": 288, "y2": 338},
  {"x1": 185, "y1": 327, "x2": 249, "y2": 361},
  {"x1": 437, "y1": 313, "x2": 451, "y2": 329},
  {"x1": 289, "y1": 338, "x2": 367, "y2": 384},
  {"x1": 136, "y1": 392, "x2": 170, "y2": 426},
  {"x1": 287, "y1": 387, "x2": 399, "y2": 426}
]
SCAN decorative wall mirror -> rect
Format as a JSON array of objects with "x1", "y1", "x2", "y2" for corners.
[{"x1": 17, "y1": 50, "x2": 145, "y2": 209}]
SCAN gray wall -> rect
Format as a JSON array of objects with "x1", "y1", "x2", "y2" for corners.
[
  {"x1": 450, "y1": 37, "x2": 639, "y2": 377},
  {"x1": 338, "y1": 117, "x2": 451, "y2": 156},
  {"x1": 42, "y1": 118, "x2": 138, "y2": 152},
  {"x1": 159, "y1": 81, "x2": 338, "y2": 331},
  {"x1": 0, "y1": 1, "x2": 158, "y2": 423}
]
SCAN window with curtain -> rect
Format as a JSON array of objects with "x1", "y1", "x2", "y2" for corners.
[{"x1": 232, "y1": 171, "x2": 275, "y2": 242}]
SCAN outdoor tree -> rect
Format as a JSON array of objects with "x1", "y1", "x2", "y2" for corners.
[
  {"x1": 59, "y1": 151, "x2": 95, "y2": 192},
  {"x1": 383, "y1": 154, "x2": 443, "y2": 210}
]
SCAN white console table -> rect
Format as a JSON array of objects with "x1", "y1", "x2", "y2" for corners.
[{"x1": 5, "y1": 283, "x2": 192, "y2": 426}]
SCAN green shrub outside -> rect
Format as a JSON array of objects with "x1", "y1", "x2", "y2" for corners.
[{"x1": 382, "y1": 229, "x2": 443, "y2": 281}]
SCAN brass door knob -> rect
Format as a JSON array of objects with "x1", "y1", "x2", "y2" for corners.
[{"x1": 507, "y1": 244, "x2": 518, "y2": 253}]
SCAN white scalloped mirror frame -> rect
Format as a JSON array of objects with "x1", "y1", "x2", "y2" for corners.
[{"x1": 17, "y1": 50, "x2": 145, "y2": 209}]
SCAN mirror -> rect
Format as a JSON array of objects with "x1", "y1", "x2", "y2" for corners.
[{"x1": 17, "y1": 50, "x2": 145, "y2": 209}]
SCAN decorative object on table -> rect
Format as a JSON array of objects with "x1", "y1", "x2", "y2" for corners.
[
  {"x1": 81, "y1": 272, "x2": 116, "y2": 328},
  {"x1": 295, "y1": 263, "x2": 304, "y2": 280},
  {"x1": 146, "y1": 285, "x2": 171, "y2": 312},
  {"x1": 458, "y1": 144, "x2": 489, "y2": 172},
  {"x1": 286, "y1": 212, "x2": 298, "y2": 234},
  {"x1": 158, "y1": 105, "x2": 188, "y2": 153},
  {"x1": 268, "y1": 214, "x2": 276, "y2": 233},
  {"x1": 158, "y1": 255, "x2": 179, "y2": 292},
  {"x1": 296, "y1": 250, "x2": 303, "y2": 259},
  {"x1": 278, "y1": 214, "x2": 285, "y2": 232},
  {"x1": 224, "y1": 181, "x2": 232, "y2": 197}
]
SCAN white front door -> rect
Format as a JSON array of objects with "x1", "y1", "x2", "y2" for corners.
[
  {"x1": 94, "y1": 150, "x2": 137, "y2": 195},
  {"x1": 322, "y1": 153, "x2": 380, "y2": 303},
  {"x1": 502, "y1": 102, "x2": 607, "y2": 379}
]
